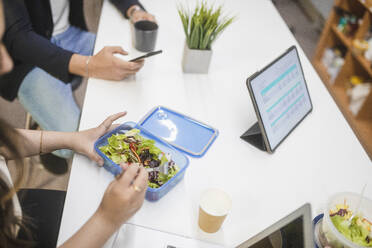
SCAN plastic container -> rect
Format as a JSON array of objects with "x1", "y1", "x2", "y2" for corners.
[
  {"x1": 94, "y1": 121, "x2": 189, "y2": 201},
  {"x1": 321, "y1": 192, "x2": 372, "y2": 248},
  {"x1": 139, "y1": 106, "x2": 219, "y2": 157}
]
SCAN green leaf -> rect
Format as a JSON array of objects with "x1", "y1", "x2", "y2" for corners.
[
  {"x1": 190, "y1": 20, "x2": 200, "y2": 49},
  {"x1": 158, "y1": 165, "x2": 179, "y2": 185},
  {"x1": 120, "y1": 154, "x2": 128, "y2": 162},
  {"x1": 149, "y1": 145, "x2": 161, "y2": 157},
  {"x1": 111, "y1": 154, "x2": 122, "y2": 164},
  {"x1": 199, "y1": 24, "x2": 204, "y2": 49},
  {"x1": 201, "y1": 28, "x2": 213, "y2": 50},
  {"x1": 160, "y1": 154, "x2": 168, "y2": 165},
  {"x1": 125, "y1": 128, "x2": 140, "y2": 137},
  {"x1": 178, "y1": 7, "x2": 189, "y2": 39},
  {"x1": 148, "y1": 182, "x2": 160, "y2": 188},
  {"x1": 210, "y1": 17, "x2": 235, "y2": 45}
]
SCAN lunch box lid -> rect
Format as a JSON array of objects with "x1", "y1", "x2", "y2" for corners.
[{"x1": 138, "y1": 106, "x2": 218, "y2": 157}]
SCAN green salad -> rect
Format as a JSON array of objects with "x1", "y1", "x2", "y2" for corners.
[
  {"x1": 99, "y1": 128, "x2": 179, "y2": 188},
  {"x1": 330, "y1": 203, "x2": 372, "y2": 247}
]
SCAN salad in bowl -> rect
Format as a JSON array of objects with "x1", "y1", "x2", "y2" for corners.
[
  {"x1": 99, "y1": 128, "x2": 180, "y2": 189},
  {"x1": 321, "y1": 192, "x2": 372, "y2": 248},
  {"x1": 329, "y1": 202, "x2": 372, "y2": 247}
]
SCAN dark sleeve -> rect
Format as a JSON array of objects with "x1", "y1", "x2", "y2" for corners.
[
  {"x1": 3, "y1": 0, "x2": 74, "y2": 83},
  {"x1": 109, "y1": 0, "x2": 145, "y2": 18}
]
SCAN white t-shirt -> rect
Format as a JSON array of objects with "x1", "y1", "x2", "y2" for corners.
[
  {"x1": 0, "y1": 156, "x2": 22, "y2": 234},
  {"x1": 50, "y1": 0, "x2": 71, "y2": 36}
]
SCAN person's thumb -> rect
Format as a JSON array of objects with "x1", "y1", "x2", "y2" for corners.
[{"x1": 91, "y1": 152, "x2": 104, "y2": 167}]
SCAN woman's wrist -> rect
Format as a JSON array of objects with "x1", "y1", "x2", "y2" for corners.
[
  {"x1": 94, "y1": 208, "x2": 122, "y2": 233},
  {"x1": 59, "y1": 209, "x2": 119, "y2": 248},
  {"x1": 69, "y1": 54, "x2": 90, "y2": 77},
  {"x1": 65, "y1": 132, "x2": 82, "y2": 153},
  {"x1": 46, "y1": 131, "x2": 76, "y2": 153}
]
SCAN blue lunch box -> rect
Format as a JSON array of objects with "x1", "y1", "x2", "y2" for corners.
[{"x1": 94, "y1": 106, "x2": 218, "y2": 201}]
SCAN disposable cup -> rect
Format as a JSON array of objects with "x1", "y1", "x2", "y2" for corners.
[
  {"x1": 198, "y1": 188, "x2": 232, "y2": 233},
  {"x1": 134, "y1": 20, "x2": 158, "y2": 52}
]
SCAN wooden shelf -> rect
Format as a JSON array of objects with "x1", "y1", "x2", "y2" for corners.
[
  {"x1": 313, "y1": 0, "x2": 372, "y2": 160},
  {"x1": 358, "y1": 0, "x2": 372, "y2": 12},
  {"x1": 331, "y1": 25, "x2": 352, "y2": 47},
  {"x1": 314, "y1": 61, "x2": 372, "y2": 159},
  {"x1": 313, "y1": 60, "x2": 331, "y2": 83},
  {"x1": 331, "y1": 86, "x2": 372, "y2": 157},
  {"x1": 331, "y1": 25, "x2": 372, "y2": 77},
  {"x1": 352, "y1": 50, "x2": 372, "y2": 77}
]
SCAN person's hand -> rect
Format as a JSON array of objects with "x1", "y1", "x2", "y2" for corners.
[
  {"x1": 59, "y1": 163, "x2": 148, "y2": 247},
  {"x1": 96, "y1": 163, "x2": 148, "y2": 228},
  {"x1": 89, "y1": 46, "x2": 144, "y2": 80},
  {"x1": 131, "y1": 9, "x2": 156, "y2": 24},
  {"x1": 71, "y1": 112, "x2": 127, "y2": 166}
]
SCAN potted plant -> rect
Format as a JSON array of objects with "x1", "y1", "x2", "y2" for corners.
[{"x1": 178, "y1": 1, "x2": 235, "y2": 73}]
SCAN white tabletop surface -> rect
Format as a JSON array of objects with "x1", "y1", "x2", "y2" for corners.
[{"x1": 57, "y1": 0, "x2": 372, "y2": 247}]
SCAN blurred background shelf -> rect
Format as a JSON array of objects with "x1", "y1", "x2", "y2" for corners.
[
  {"x1": 331, "y1": 25, "x2": 352, "y2": 47},
  {"x1": 358, "y1": 0, "x2": 372, "y2": 12},
  {"x1": 313, "y1": 0, "x2": 372, "y2": 159}
]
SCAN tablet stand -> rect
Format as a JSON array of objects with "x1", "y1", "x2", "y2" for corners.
[{"x1": 240, "y1": 122, "x2": 267, "y2": 151}]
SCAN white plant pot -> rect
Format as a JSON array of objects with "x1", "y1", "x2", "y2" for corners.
[{"x1": 182, "y1": 44, "x2": 212, "y2": 73}]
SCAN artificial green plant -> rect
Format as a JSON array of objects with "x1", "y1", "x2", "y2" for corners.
[{"x1": 178, "y1": 1, "x2": 235, "y2": 50}]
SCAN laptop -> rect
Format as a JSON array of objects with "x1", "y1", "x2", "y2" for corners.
[
  {"x1": 236, "y1": 203, "x2": 314, "y2": 248},
  {"x1": 113, "y1": 204, "x2": 313, "y2": 248}
]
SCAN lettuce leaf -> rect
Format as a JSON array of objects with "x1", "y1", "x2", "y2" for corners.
[
  {"x1": 331, "y1": 215, "x2": 372, "y2": 247},
  {"x1": 158, "y1": 165, "x2": 179, "y2": 185},
  {"x1": 125, "y1": 128, "x2": 140, "y2": 137},
  {"x1": 148, "y1": 182, "x2": 160, "y2": 188},
  {"x1": 160, "y1": 154, "x2": 168, "y2": 165}
]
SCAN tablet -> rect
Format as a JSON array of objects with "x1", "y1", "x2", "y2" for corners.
[
  {"x1": 246, "y1": 46, "x2": 312, "y2": 153},
  {"x1": 236, "y1": 203, "x2": 314, "y2": 248}
]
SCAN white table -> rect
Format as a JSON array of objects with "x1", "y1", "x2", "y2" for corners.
[{"x1": 57, "y1": 0, "x2": 372, "y2": 247}]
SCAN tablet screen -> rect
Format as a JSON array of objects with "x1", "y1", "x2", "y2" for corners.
[{"x1": 250, "y1": 47, "x2": 312, "y2": 150}]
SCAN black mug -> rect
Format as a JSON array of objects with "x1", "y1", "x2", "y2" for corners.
[{"x1": 134, "y1": 20, "x2": 158, "y2": 52}]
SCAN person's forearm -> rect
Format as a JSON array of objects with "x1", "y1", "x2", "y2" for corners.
[
  {"x1": 59, "y1": 211, "x2": 119, "y2": 248},
  {"x1": 69, "y1": 54, "x2": 89, "y2": 77},
  {"x1": 4, "y1": 0, "x2": 75, "y2": 83},
  {"x1": 0, "y1": 129, "x2": 76, "y2": 159}
]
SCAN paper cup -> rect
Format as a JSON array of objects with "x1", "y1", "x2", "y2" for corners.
[{"x1": 198, "y1": 188, "x2": 232, "y2": 233}]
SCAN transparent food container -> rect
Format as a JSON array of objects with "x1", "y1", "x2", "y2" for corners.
[
  {"x1": 320, "y1": 192, "x2": 372, "y2": 248},
  {"x1": 94, "y1": 121, "x2": 189, "y2": 201}
]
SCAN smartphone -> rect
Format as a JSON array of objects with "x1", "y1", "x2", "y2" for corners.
[{"x1": 129, "y1": 50, "x2": 162, "y2": 62}]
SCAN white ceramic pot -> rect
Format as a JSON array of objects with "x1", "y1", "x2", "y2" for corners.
[{"x1": 182, "y1": 43, "x2": 212, "y2": 73}]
